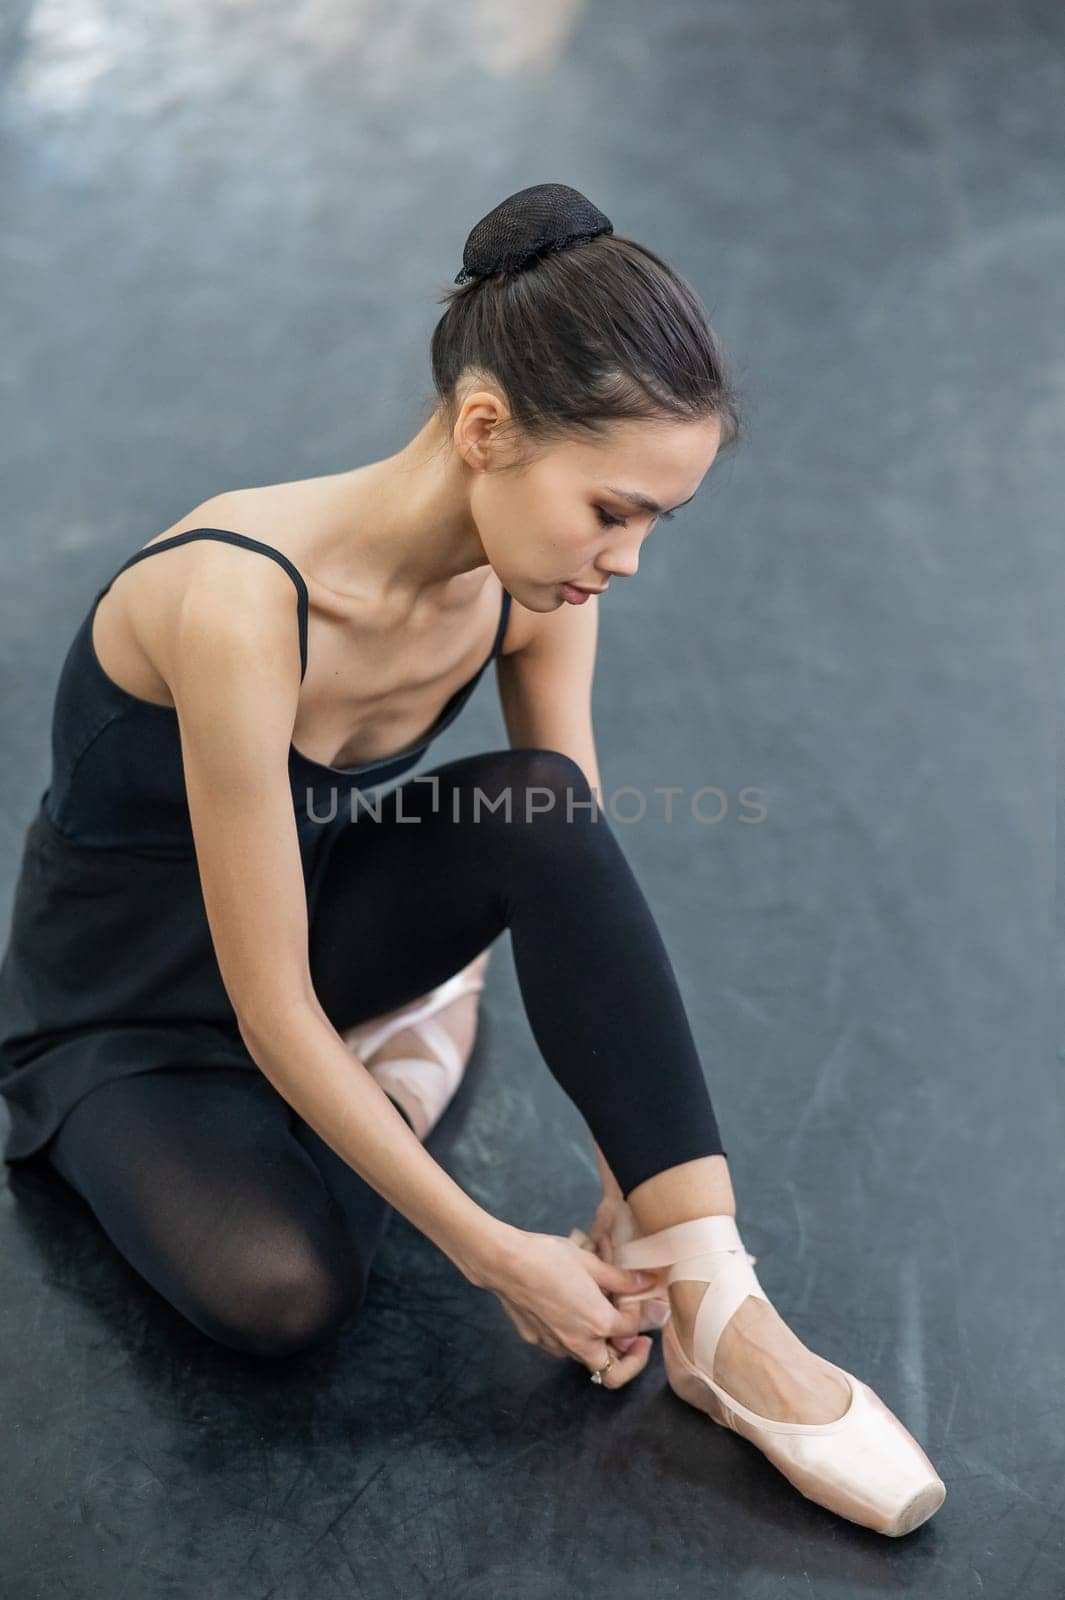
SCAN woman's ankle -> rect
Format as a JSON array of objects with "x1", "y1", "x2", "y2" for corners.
[{"x1": 625, "y1": 1153, "x2": 736, "y2": 1236}]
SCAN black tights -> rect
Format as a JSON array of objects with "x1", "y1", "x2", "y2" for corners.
[{"x1": 45, "y1": 749, "x2": 726, "y2": 1358}]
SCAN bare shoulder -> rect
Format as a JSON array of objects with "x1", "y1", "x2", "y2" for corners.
[
  {"x1": 94, "y1": 493, "x2": 306, "y2": 708},
  {"x1": 137, "y1": 490, "x2": 305, "y2": 607},
  {"x1": 148, "y1": 488, "x2": 276, "y2": 544}
]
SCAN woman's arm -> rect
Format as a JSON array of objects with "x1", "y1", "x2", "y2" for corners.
[
  {"x1": 495, "y1": 595, "x2": 623, "y2": 1201},
  {"x1": 245, "y1": 1000, "x2": 510, "y2": 1286},
  {"x1": 164, "y1": 556, "x2": 517, "y2": 1289},
  {"x1": 495, "y1": 592, "x2": 605, "y2": 805}
]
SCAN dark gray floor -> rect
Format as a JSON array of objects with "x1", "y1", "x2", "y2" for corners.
[{"x1": 2, "y1": 2, "x2": 1063, "y2": 1595}]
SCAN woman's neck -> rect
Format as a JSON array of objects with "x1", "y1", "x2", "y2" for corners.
[{"x1": 319, "y1": 415, "x2": 490, "y2": 604}]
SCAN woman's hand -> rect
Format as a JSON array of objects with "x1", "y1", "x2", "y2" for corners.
[
  {"x1": 583, "y1": 1189, "x2": 628, "y2": 1259},
  {"x1": 485, "y1": 1228, "x2": 665, "y2": 1389},
  {"x1": 571, "y1": 1192, "x2": 673, "y2": 1334}
]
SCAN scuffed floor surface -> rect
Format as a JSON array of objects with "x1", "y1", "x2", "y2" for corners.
[{"x1": 1, "y1": 0, "x2": 1063, "y2": 1594}]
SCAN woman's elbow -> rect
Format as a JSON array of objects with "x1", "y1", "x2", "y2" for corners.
[{"x1": 236, "y1": 983, "x2": 321, "y2": 1059}]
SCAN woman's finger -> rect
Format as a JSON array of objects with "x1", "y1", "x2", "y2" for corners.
[
  {"x1": 573, "y1": 1226, "x2": 670, "y2": 1332},
  {"x1": 583, "y1": 1252, "x2": 665, "y2": 1305},
  {"x1": 587, "y1": 1335, "x2": 654, "y2": 1390},
  {"x1": 595, "y1": 1230, "x2": 615, "y2": 1264},
  {"x1": 642, "y1": 1297, "x2": 672, "y2": 1330},
  {"x1": 606, "y1": 1298, "x2": 652, "y2": 1341}
]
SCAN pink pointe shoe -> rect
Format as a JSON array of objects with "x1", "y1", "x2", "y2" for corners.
[
  {"x1": 609, "y1": 1209, "x2": 947, "y2": 1538},
  {"x1": 342, "y1": 951, "x2": 490, "y2": 1139}
]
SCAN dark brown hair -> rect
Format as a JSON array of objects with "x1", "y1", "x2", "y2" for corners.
[{"x1": 428, "y1": 232, "x2": 743, "y2": 465}]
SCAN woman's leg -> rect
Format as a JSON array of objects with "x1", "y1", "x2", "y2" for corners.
[
  {"x1": 45, "y1": 1065, "x2": 398, "y2": 1357},
  {"x1": 309, "y1": 747, "x2": 726, "y2": 1198},
  {"x1": 625, "y1": 1157, "x2": 851, "y2": 1421},
  {"x1": 311, "y1": 747, "x2": 847, "y2": 1422}
]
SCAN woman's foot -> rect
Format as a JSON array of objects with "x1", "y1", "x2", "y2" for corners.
[
  {"x1": 607, "y1": 1195, "x2": 852, "y2": 1424},
  {"x1": 670, "y1": 1281, "x2": 853, "y2": 1425},
  {"x1": 612, "y1": 1212, "x2": 946, "y2": 1536},
  {"x1": 350, "y1": 950, "x2": 491, "y2": 1141}
]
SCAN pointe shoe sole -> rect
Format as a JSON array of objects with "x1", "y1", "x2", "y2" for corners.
[{"x1": 660, "y1": 1318, "x2": 945, "y2": 1536}]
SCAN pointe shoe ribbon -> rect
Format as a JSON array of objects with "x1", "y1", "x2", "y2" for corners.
[
  {"x1": 610, "y1": 1212, "x2": 947, "y2": 1538},
  {"x1": 569, "y1": 1198, "x2": 674, "y2": 1328},
  {"x1": 610, "y1": 1214, "x2": 767, "y2": 1374},
  {"x1": 342, "y1": 957, "x2": 488, "y2": 1073},
  {"x1": 342, "y1": 955, "x2": 489, "y2": 1131}
]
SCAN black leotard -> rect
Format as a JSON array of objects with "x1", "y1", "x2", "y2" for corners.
[{"x1": 0, "y1": 528, "x2": 512, "y2": 1161}]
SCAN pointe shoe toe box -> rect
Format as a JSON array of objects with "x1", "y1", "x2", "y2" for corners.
[
  {"x1": 665, "y1": 1321, "x2": 945, "y2": 1537},
  {"x1": 838, "y1": 1377, "x2": 947, "y2": 1536},
  {"x1": 612, "y1": 1210, "x2": 945, "y2": 1539},
  {"x1": 764, "y1": 1378, "x2": 945, "y2": 1536}
]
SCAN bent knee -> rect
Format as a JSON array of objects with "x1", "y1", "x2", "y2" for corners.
[
  {"x1": 463, "y1": 747, "x2": 597, "y2": 826},
  {"x1": 198, "y1": 1255, "x2": 368, "y2": 1359},
  {"x1": 505, "y1": 746, "x2": 591, "y2": 791}
]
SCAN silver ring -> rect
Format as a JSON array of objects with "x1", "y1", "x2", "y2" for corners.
[{"x1": 589, "y1": 1355, "x2": 614, "y2": 1385}]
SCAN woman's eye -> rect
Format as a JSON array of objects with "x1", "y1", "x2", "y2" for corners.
[{"x1": 595, "y1": 506, "x2": 627, "y2": 529}]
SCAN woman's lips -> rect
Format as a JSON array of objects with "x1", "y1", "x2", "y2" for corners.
[{"x1": 559, "y1": 582, "x2": 605, "y2": 604}]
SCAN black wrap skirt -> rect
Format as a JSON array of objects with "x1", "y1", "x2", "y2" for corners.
[{"x1": 0, "y1": 801, "x2": 347, "y2": 1162}]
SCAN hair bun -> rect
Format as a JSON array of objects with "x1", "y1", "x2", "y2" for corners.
[{"x1": 455, "y1": 182, "x2": 613, "y2": 285}]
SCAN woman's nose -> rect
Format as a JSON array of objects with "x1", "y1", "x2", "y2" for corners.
[
  {"x1": 600, "y1": 548, "x2": 639, "y2": 580},
  {"x1": 600, "y1": 526, "x2": 644, "y2": 580}
]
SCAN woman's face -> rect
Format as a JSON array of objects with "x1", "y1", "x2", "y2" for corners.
[{"x1": 469, "y1": 413, "x2": 724, "y2": 611}]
